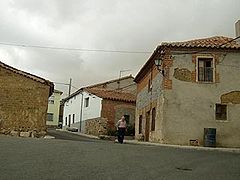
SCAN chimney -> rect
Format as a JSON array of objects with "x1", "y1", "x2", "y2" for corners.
[{"x1": 235, "y1": 20, "x2": 240, "y2": 44}]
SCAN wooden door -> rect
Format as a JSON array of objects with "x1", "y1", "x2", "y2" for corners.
[{"x1": 145, "y1": 111, "x2": 150, "y2": 141}]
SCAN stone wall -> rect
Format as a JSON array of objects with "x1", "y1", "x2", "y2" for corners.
[
  {"x1": 0, "y1": 66, "x2": 50, "y2": 136},
  {"x1": 135, "y1": 72, "x2": 164, "y2": 142},
  {"x1": 85, "y1": 117, "x2": 108, "y2": 136}
]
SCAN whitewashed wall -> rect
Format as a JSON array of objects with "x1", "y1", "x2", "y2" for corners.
[{"x1": 62, "y1": 91, "x2": 102, "y2": 132}]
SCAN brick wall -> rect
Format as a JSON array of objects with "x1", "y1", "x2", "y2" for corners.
[
  {"x1": 101, "y1": 99, "x2": 136, "y2": 129},
  {"x1": 0, "y1": 67, "x2": 50, "y2": 135}
]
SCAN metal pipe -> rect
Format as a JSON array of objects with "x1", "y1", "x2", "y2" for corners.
[{"x1": 79, "y1": 91, "x2": 84, "y2": 132}]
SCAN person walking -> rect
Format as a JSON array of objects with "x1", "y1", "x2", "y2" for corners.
[{"x1": 116, "y1": 116, "x2": 127, "y2": 144}]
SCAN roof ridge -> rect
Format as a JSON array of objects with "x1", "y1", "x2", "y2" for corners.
[
  {"x1": 85, "y1": 87, "x2": 136, "y2": 103},
  {"x1": 161, "y1": 36, "x2": 233, "y2": 45},
  {"x1": 0, "y1": 60, "x2": 54, "y2": 96},
  {"x1": 83, "y1": 75, "x2": 134, "y2": 89},
  {"x1": 0, "y1": 61, "x2": 53, "y2": 85}
]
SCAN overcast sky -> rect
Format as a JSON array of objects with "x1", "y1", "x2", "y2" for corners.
[{"x1": 0, "y1": 0, "x2": 239, "y2": 97}]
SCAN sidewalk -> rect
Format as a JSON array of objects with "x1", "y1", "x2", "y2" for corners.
[
  {"x1": 124, "y1": 140, "x2": 240, "y2": 153},
  {"x1": 56, "y1": 129, "x2": 240, "y2": 153}
]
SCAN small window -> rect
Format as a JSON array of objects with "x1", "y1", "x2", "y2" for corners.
[
  {"x1": 47, "y1": 113, "x2": 54, "y2": 121},
  {"x1": 85, "y1": 97, "x2": 89, "y2": 107},
  {"x1": 216, "y1": 104, "x2": 227, "y2": 120},
  {"x1": 148, "y1": 79, "x2": 152, "y2": 92},
  {"x1": 72, "y1": 114, "x2": 75, "y2": 124},
  {"x1": 65, "y1": 117, "x2": 67, "y2": 126},
  {"x1": 198, "y1": 58, "x2": 213, "y2": 82},
  {"x1": 139, "y1": 115, "x2": 142, "y2": 134},
  {"x1": 151, "y1": 108, "x2": 156, "y2": 131},
  {"x1": 48, "y1": 100, "x2": 54, "y2": 104}
]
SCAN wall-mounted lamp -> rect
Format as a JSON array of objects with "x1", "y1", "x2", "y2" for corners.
[{"x1": 154, "y1": 59, "x2": 164, "y2": 76}]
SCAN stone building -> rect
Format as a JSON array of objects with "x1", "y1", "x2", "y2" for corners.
[
  {"x1": 0, "y1": 61, "x2": 54, "y2": 137},
  {"x1": 134, "y1": 21, "x2": 240, "y2": 147},
  {"x1": 62, "y1": 75, "x2": 136, "y2": 135}
]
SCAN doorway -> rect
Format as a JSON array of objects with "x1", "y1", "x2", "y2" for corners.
[{"x1": 145, "y1": 111, "x2": 150, "y2": 141}]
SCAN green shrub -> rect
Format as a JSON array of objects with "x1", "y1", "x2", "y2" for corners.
[
  {"x1": 126, "y1": 123, "x2": 135, "y2": 136},
  {"x1": 107, "y1": 128, "x2": 117, "y2": 136}
]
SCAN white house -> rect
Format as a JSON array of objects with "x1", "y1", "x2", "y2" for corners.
[
  {"x1": 62, "y1": 76, "x2": 136, "y2": 135},
  {"x1": 46, "y1": 89, "x2": 63, "y2": 127},
  {"x1": 63, "y1": 89, "x2": 102, "y2": 132}
]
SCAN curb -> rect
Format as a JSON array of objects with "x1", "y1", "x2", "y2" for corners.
[
  {"x1": 55, "y1": 129, "x2": 240, "y2": 153},
  {"x1": 124, "y1": 140, "x2": 240, "y2": 153}
]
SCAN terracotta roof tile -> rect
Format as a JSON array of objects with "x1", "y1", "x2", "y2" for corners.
[
  {"x1": 161, "y1": 36, "x2": 240, "y2": 49},
  {"x1": 63, "y1": 75, "x2": 135, "y2": 102},
  {"x1": 85, "y1": 88, "x2": 136, "y2": 103},
  {"x1": 83, "y1": 75, "x2": 134, "y2": 89}
]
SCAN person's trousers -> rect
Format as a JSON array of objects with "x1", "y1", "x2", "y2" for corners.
[{"x1": 118, "y1": 127, "x2": 126, "y2": 144}]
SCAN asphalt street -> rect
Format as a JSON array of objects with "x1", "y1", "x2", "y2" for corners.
[
  {"x1": 47, "y1": 128, "x2": 103, "y2": 142},
  {"x1": 0, "y1": 132, "x2": 240, "y2": 180}
]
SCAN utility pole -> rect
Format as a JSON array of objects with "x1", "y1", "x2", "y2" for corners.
[{"x1": 68, "y1": 78, "x2": 72, "y2": 96}]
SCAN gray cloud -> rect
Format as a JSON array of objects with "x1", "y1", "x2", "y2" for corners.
[{"x1": 0, "y1": 0, "x2": 239, "y2": 97}]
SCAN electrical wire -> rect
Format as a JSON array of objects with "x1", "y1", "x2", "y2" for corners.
[{"x1": 0, "y1": 42, "x2": 152, "y2": 54}]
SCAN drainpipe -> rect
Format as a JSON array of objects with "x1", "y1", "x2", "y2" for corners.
[{"x1": 79, "y1": 91, "x2": 84, "y2": 132}]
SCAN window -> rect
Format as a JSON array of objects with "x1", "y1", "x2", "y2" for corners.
[
  {"x1": 47, "y1": 113, "x2": 54, "y2": 121},
  {"x1": 151, "y1": 108, "x2": 156, "y2": 131},
  {"x1": 65, "y1": 117, "x2": 67, "y2": 126},
  {"x1": 72, "y1": 114, "x2": 75, "y2": 124},
  {"x1": 216, "y1": 104, "x2": 227, "y2": 120},
  {"x1": 48, "y1": 96, "x2": 54, "y2": 104},
  {"x1": 48, "y1": 100, "x2": 54, "y2": 104},
  {"x1": 85, "y1": 97, "x2": 89, "y2": 107},
  {"x1": 148, "y1": 79, "x2": 152, "y2": 92},
  {"x1": 198, "y1": 58, "x2": 214, "y2": 82},
  {"x1": 139, "y1": 115, "x2": 142, "y2": 134}
]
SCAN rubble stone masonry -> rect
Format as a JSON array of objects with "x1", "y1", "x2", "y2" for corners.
[{"x1": 0, "y1": 66, "x2": 50, "y2": 136}]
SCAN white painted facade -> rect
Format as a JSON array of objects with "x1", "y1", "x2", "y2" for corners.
[
  {"x1": 46, "y1": 90, "x2": 62, "y2": 126},
  {"x1": 62, "y1": 90, "x2": 102, "y2": 132}
]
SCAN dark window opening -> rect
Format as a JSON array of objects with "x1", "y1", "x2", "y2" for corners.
[
  {"x1": 198, "y1": 58, "x2": 213, "y2": 82},
  {"x1": 47, "y1": 113, "x2": 54, "y2": 121},
  {"x1": 216, "y1": 104, "x2": 227, "y2": 120},
  {"x1": 85, "y1": 97, "x2": 89, "y2": 107},
  {"x1": 148, "y1": 79, "x2": 152, "y2": 92},
  {"x1": 151, "y1": 108, "x2": 156, "y2": 131},
  {"x1": 72, "y1": 114, "x2": 75, "y2": 124}
]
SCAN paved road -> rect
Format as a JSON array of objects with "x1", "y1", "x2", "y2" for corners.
[
  {"x1": 0, "y1": 134, "x2": 240, "y2": 180},
  {"x1": 47, "y1": 129, "x2": 103, "y2": 142}
]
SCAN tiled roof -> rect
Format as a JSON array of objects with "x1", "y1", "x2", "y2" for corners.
[
  {"x1": 0, "y1": 61, "x2": 54, "y2": 95},
  {"x1": 84, "y1": 75, "x2": 134, "y2": 89},
  {"x1": 161, "y1": 36, "x2": 240, "y2": 49},
  {"x1": 135, "y1": 36, "x2": 240, "y2": 82},
  {"x1": 63, "y1": 75, "x2": 134, "y2": 102},
  {"x1": 85, "y1": 88, "x2": 136, "y2": 103},
  {"x1": 54, "y1": 89, "x2": 63, "y2": 94}
]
